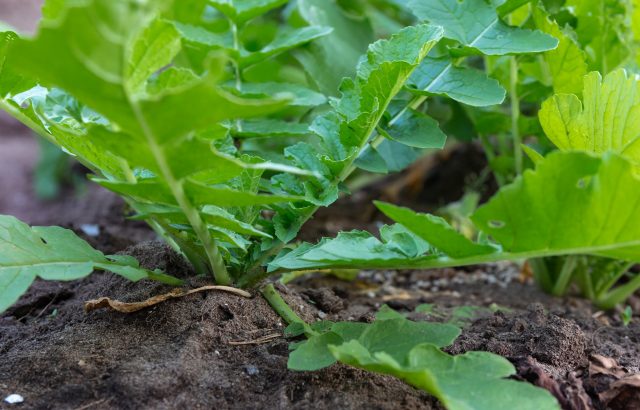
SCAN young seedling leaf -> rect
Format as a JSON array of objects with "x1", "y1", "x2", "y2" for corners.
[
  {"x1": 289, "y1": 313, "x2": 558, "y2": 410},
  {"x1": 331, "y1": 343, "x2": 560, "y2": 410}
]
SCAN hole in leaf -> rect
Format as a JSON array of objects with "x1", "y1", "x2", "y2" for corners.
[
  {"x1": 488, "y1": 220, "x2": 505, "y2": 229},
  {"x1": 576, "y1": 176, "x2": 592, "y2": 189}
]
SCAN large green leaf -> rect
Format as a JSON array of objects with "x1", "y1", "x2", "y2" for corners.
[
  {"x1": 0, "y1": 215, "x2": 181, "y2": 313},
  {"x1": 472, "y1": 151, "x2": 640, "y2": 261},
  {"x1": 407, "y1": 0, "x2": 558, "y2": 55},
  {"x1": 539, "y1": 69, "x2": 640, "y2": 163},
  {"x1": 0, "y1": 0, "x2": 312, "y2": 284}
]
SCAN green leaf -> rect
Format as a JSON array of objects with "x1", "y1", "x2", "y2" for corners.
[
  {"x1": 331, "y1": 343, "x2": 560, "y2": 410},
  {"x1": 472, "y1": 151, "x2": 640, "y2": 261},
  {"x1": 209, "y1": 0, "x2": 287, "y2": 24},
  {"x1": 337, "y1": 24, "x2": 444, "y2": 144},
  {"x1": 273, "y1": 152, "x2": 640, "y2": 271},
  {"x1": 532, "y1": 7, "x2": 587, "y2": 95},
  {"x1": 0, "y1": 215, "x2": 181, "y2": 313},
  {"x1": 239, "y1": 26, "x2": 333, "y2": 68},
  {"x1": 408, "y1": 57, "x2": 506, "y2": 107},
  {"x1": 288, "y1": 313, "x2": 556, "y2": 410},
  {"x1": 288, "y1": 315, "x2": 460, "y2": 371},
  {"x1": 228, "y1": 119, "x2": 310, "y2": 138},
  {"x1": 382, "y1": 108, "x2": 447, "y2": 149},
  {"x1": 539, "y1": 69, "x2": 640, "y2": 163},
  {"x1": 233, "y1": 82, "x2": 326, "y2": 107},
  {"x1": 296, "y1": 0, "x2": 375, "y2": 94},
  {"x1": 376, "y1": 202, "x2": 496, "y2": 258},
  {"x1": 407, "y1": 0, "x2": 558, "y2": 55},
  {"x1": 127, "y1": 19, "x2": 181, "y2": 93}
]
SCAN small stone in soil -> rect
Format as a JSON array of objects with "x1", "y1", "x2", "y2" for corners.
[
  {"x1": 244, "y1": 365, "x2": 259, "y2": 376},
  {"x1": 4, "y1": 394, "x2": 24, "y2": 404},
  {"x1": 79, "y1": 224, "x2": 100, "y2": 237}
]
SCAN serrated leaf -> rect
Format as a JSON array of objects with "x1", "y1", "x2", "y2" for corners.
[
  {"x1": 337, "y1": 24, "x2": 444, "y2": 146},
  {"x1": 532, "y1": 7, "x2": 587, "y2": 95},
  {"x1": 376, "y1": 202, "x2": 496, "y2": 258},
  {"x1": 0, "y1": 215, "x2": 181, "y2": 313},
  {"x1": 408, "y1": 57, "x2": 506, "y2": 107},
  {"x1": 407, "y1": 0, "x2": 558, "y2": 55},
  {"x1": 127, "y1": 19, "x2": 181, "y2": 93},
  {"x1": 539, "y1": 69, "x2": 640, "y2": 163}
]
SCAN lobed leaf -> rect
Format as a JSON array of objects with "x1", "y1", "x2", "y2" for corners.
[
  {"x1": 532, "y1": 7, "x2": 588, "y2": 95},
  {"x1": 288, "y1": 313, "x2": 558, "y2": 410},
  {"x1": 539, "y1": 69, "x2": 640, "y2": 163},
  {"x1": 0, "y1": 215, "x2": 181, "y2": 313}
]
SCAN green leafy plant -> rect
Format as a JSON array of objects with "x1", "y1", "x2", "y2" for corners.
[
  {"x1": 0, "y1": 1, "x2": 604, "y2": 408},
  {"x1": 0, "y1": 0, "x2": 559, "y2": 308},
  {"x1": 286, "y1": 307, "x2": 559, "y2": 410}
]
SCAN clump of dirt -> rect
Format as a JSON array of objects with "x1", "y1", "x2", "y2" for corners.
[{"x1": 449, "y1": 303, "x2": 589, "y2": 371}]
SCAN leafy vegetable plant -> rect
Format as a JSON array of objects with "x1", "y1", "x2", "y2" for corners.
[
  {"x1": 0, "y1": 1, "x2": 632, "y2": 408},
  {"x1": 286, "y1": 306, "x2": 559, "y2": 410},
  {"x1": 0, "y1": 0, "x2": 558, "y2": 306}
]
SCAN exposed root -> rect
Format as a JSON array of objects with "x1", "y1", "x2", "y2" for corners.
[
  {"x1": 84, "y1": 286, "x2": 252, "y2": 313},
  {"x1": 228, "y1": 333, "x2": 281, "y2": 345}
]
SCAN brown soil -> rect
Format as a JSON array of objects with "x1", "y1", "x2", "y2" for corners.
[{"x1": 1, "y1": 119, "x2": 639, "y2": 410}]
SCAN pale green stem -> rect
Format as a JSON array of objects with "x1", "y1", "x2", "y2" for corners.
[
  {"x1": 125, "y1": 96, "x2": 231, "y2": 285},
  {"x1": 229, "y1": 18, "x2": 243, "y2": 133},
  {"x1": 597, "y1": 272, "x2": 640, "y2": 310},
  {"x1": 510, "y1": 56, "x2": 522, "y2": 175},
  {"x1": 261, "y1": 283, "x2": 316, "y2": 336},
  {"x1": 594, "y1": 261, "x2": 635, "y2": 300},
  {"x1": 551, "y1": 255, "x2": 579, "y2": 296}
]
